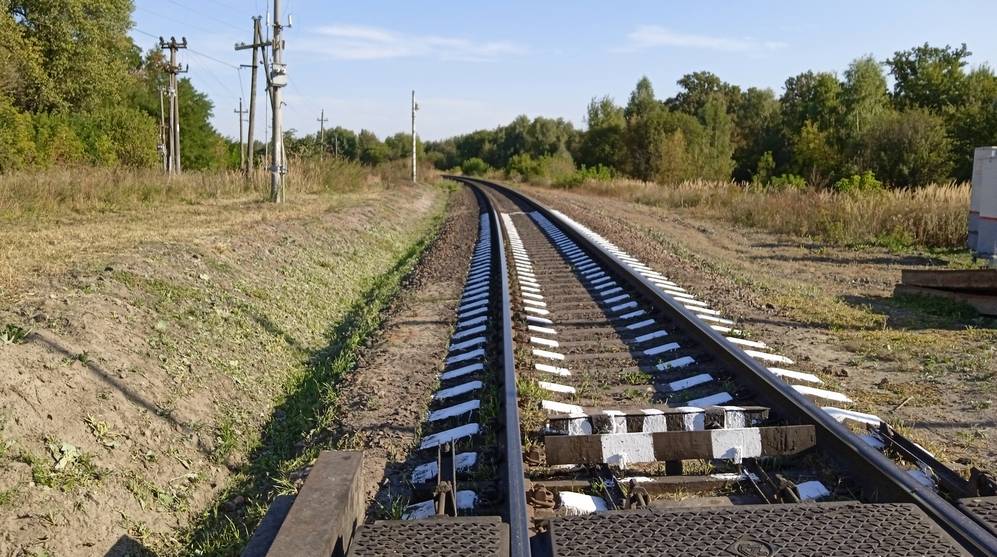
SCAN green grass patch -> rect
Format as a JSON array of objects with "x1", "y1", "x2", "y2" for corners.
[{"x1": 179, "y1": 200, "x2": 448, "y2": 556}]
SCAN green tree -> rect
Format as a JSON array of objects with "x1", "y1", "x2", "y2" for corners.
[
  {"x1": 357, "y1": 129, "x2": 388, "y2": 166},
  {"x1": 577, "y1": 96, "x2": 626, "y2": 170},
  {"x1": 654, "y1": 129, "x2": 689, "y2": 185},
  {"x1": 624, "y1": 77, "x2": 665, "y2": 180},
  {"x1": 794, "y1": 121, "x2": 838, "y2": 187},
  {"x1": 0, "y1": 94, "x2": 37, "y2": 171},
  {"x1": 667, "y1": 71, "x2": 741, "y2": 117},
  {"x1": 886, "y1": 43, "x2": 971, "y2": 111},
  {"x1": 7, "y1": 0, "x2": 139, "y2": 111},
  {"x1": 860, "y1": 108, "x2": 952, "y2": 186},
  {"x1": 697, "y1": 95, "x2": 735, "y2": 180},
  {"x1": 731, "y1": 87, "x2": 781, "y2": 181},
  {"x1": 946, "y1": 66, "x2": 997, "y2": 180},
  {"x1": 781, "y1": 71, "x2": 842, "y2": 135},
  {"x1": 841, "y1": 56, "x2": 890, "y2": 136}
]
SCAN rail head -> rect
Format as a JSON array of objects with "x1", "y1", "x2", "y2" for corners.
[{"x1": 466, "y1": 183, "x2": 531, "y2": 557}]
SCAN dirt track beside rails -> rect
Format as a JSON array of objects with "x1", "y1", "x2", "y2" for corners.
[{"x1": 329, "y1": 186, "x2": 481, "y2": 518}]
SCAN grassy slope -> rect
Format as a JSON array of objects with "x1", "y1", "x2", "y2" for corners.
[{"x1": 0, "y1": 168, "x2": 450, "y2": 555}]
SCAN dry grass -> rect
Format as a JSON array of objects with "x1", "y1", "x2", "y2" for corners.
[
  {"x1": 552, "y1": 178, "x2": 969, "y2": 249},
  {"x1": 0, "y1": 158, "x2": 375, "y2": 218},
  {"x1": 0, "y1": 159, "x2": 400, "y2": 299}
]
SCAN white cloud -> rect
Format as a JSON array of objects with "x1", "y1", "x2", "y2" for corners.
[
  {"x1": 619, "y1": 25, "x2": 787, "y2": 53},
  {"x1": 299, "y1": 24, "x2": 526, "y2": 62}
]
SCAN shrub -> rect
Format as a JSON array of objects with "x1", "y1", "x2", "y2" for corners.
[
  {"x1": 752, "y1": 151, "x2": 775, "y2": 186},
  {"x1": 553, "y1": 164, "x2": 616, "y2": 189},
  {"x1": 833, "y1": 171, "x2": 883, "y2": 193},
  {"x1": 460, "y1": 157, "x2": 490, "y2": 176},
  {"x1": 768, "y1": 173, "x2": 807, "y2": 191},
  {"x1": 505, "y1": 153, "x2": 540, "y2": 181},
  {"x1": 0, "y1": 96, "x2": 37, "y2": 171}
]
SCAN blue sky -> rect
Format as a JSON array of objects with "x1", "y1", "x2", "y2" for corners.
[{"x1": 130, "y1": 0, "x2": 997, "y2": 141}]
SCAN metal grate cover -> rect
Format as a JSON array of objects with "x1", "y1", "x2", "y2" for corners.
[
  {"x1": 961, "y1": 496, "x2": 997, "y2": 536},
  {"x1": 547, "y1": 502, "x2": 970, "y2": 556},
  {"x1": 348, "y1": 516, "x2": 508, "y2": 556}
]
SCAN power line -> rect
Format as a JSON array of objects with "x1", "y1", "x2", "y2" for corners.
[
  {"x1": 183, "y1": 46, "x2": 239, "y2": 70},
  {"x1": 164, "y1": 0, "x2": 244, "y2": 32},
  {"x1": 134, "y1": 5, "x2": 222, "y2": 36}
]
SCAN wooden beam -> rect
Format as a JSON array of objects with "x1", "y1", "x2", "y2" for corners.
[
  {"x1": 894, "y1": 285, "x2": 997, "y2": 316},
  {"x1": 544, "y1": 425, "x2": 815, "y2": 466},
  {"x1": 900, "y1": 269, "x2": 997, "y2": 293},
  {"x1": 265, "y1": 451, "x2": 364, "y2": 557}
]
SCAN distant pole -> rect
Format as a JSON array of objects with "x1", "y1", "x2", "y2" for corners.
[
  {"x1": 316, "y1": 108, "x2": 328, "y2": 159},
  {"x1": 236, "y1": 16, "x2": 267, "y2": 176},
  {"x1": 269, "y1": 0, "x2": 287, "y2": 202},
  {"x1": 159, "y1": 36, "x2": 188, "y2": 175},
  {"x1": 410, "y1": 90, "x2": 416, "y2": 181},
  {"x1": 158, "y1": 87, "x2": 168, "y2": 173},
  {"x1": 234, "y1": 99, "x2": 248, "y2": 169}
]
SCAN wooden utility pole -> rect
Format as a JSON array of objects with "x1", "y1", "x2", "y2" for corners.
[
  {"x1": 236, "y1": 16, "x2": 267, "y2": 176},
  {"x1": 269, "y1": 0, "x2": 288, "y2": 202},
  {"x1": 411, "y1": 90, "x2": 418, "y2": 182},
  {"x1": 234, "y1": 99, "x2": 248, "y2": 170},
  {"x1": 160, "y1": 36, "x2": 188, "y2": 174},
  {"x1": 316, "y1": 109, "x2": 328, "y2": 159}
]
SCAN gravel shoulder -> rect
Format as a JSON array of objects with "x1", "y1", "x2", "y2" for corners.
[{"x1": 522, "y1": 184, "x2": 996, "y2": 477}]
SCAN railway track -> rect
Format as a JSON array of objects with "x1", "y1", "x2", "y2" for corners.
[{"x1": 254, "y1": 177, "x2": 997, "y2": 557}]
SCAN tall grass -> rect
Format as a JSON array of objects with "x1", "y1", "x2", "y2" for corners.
[
  {"x1": 0, "y1": 157, "x2": 374, "y2": 218},
  {"x1": 553, "y1": 178, "x2": 969, "y2": 249}
]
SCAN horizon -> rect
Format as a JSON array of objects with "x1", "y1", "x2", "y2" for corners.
[{"x1": 130, "y1": 0, "x2": 997, "y2": 142}]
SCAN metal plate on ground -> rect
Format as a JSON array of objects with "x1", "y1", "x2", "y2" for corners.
[
  {"x1": 348, "y1": 516, "x2": 508, "y2": 556},
  {"x1": 961, "y1": 496, "x2": 997, "y2": 536},
  {"x1": 547, "y1": 502, "x2": 970, "y2": 556}
]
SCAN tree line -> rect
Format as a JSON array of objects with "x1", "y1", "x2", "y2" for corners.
[
  {"x1": 0, "y1": 0, "x2": 426, "y2": 174},
  {"x1": 0, "y1": 0, "x2": 238, "y2": 172},
  {"x1": 426, "y1": 43, "x2": 997, "y2": 189}
]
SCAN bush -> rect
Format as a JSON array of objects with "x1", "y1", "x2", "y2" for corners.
[
  {"x1": 505, "y1": 153, "x2": 540, "y2": 181},
  {"x1": 460, "y1": 157, "x2": 490, "y2": 176},
  {"x1": 0, "y1": 96, "x2": 37, "y2": 171},
  {"x1": 832, "y1": 171, "x2": 883, "y2": 193},
  {"x1": 752, "y1": 151, "x2": 775, "y2": 186},
  {"x1": 768, "y1": 173, "x2": 807, "y2": 191},
  {"x1": 552, "y1": 164, "x2": 615, "y2": 189}
]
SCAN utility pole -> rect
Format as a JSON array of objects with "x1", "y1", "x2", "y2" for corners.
[
  {"x1": 316, "y1": 109, "x2": 328, "y2": 159},
  {"x1": 269, "y1": 0, "x2": 288, "y2": 202},
  {"x1": 411, "y1": 90, "x2": 418, "y2": 183},
  {"x1": 234, "y1": 99, "x2": 248, "y2": 170},
  {"x1": 236, "y1": 16, "x2": 267, "y2": 176},
  {"x1": 159, "y1": 36, "x2": 188, "y2": 175},
  {"x1": 158, "y1": 88, "x2": 168, "y2": 173}
]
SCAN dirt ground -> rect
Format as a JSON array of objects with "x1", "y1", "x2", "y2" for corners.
[
  {"x1": 0, "y1": 183, "x2": 445, "y2": 556},
  {"x1": 523, "y1": 184, "x2": 996, "y2": 478},
  {"x1": 326, "y1": 186, "x2": 480, "y2": 518}
]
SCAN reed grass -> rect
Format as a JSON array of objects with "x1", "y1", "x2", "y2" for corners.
[{"x1": 553, "y1": 178, "x2": 969, "y2": 249}]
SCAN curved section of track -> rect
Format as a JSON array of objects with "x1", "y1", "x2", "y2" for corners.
[{"x1": 452, "y1": 176, "x2": 997, "y2": 557}]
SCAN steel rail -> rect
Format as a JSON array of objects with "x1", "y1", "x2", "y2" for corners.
[
  {"x1": 469, "y1": 185, "x2": 531, "y2": 557},
  {"x1": 451, "y1": 176, "x2": 997, "y2": 557}
]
